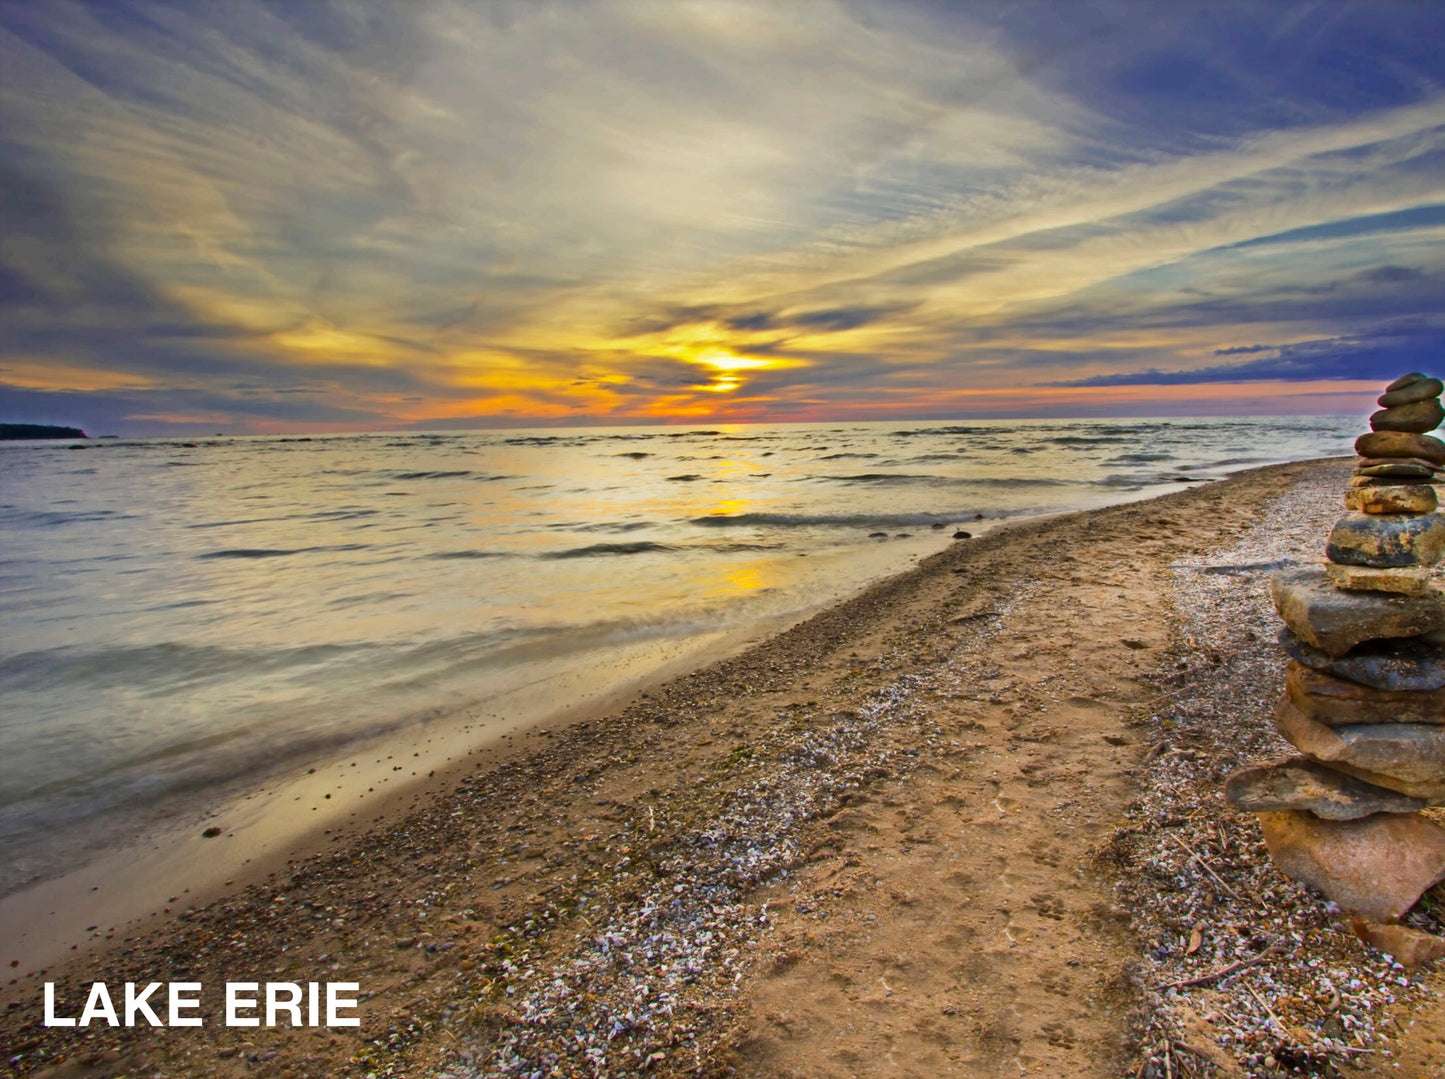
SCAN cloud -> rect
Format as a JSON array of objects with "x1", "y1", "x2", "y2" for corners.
[
  {"x1": 2, "y1": 1, "x2": 1445, "y2": 430},
  {"x1": 1050, "y1": 325, "x2": 1445, "y2": 387}
]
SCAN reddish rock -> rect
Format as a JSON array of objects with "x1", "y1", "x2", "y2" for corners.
[
  {"x1": 1286, "y1": 661, "x2": 1445, "y2": 726},
  {"x1": 1225, "y1": 756, "x2": 1428, "y2": 818},
  {"x1": 1351, "y1": 920, "x2": 1445, "y2": 968},
  {"x1": 1256, "y1": 810, "x2": 1445, "y2": 921},
  {"x1": 1355, "y1": 430, "x2": 1445, "y2": 464},
  {"x1": 1275, "y1": 696, "x2": 1445, "y2": 793}
]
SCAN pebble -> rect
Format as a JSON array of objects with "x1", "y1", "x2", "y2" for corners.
[
  {"x1": 1270, "y1": 566, "x2": 1444, "y2": 655},
  {"x1": 1343, "y1": 483, "x2": 1437, "y2": 515},
  {"x1": 1377, "y1": 375, "x2": 1444, "y2": 409},
  {"x1": 1324, "y1": 510, "x2": 1445, "y2": 568}
]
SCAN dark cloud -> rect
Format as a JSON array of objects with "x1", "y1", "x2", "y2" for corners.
[{"x1": 1050, "y1": 326, "x2": 1445, "y2": 387}]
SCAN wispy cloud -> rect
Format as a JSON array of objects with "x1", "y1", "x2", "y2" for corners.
[{"x1": 1, "y1": 0, "x2": 1442, "y2": 433}]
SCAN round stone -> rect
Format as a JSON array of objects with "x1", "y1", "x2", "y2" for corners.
[
  {"x1": 1325, "y1": 511, "x2": 1445, "y2": 567},
  {"x1": 1371, "y1": 399, "x2": 1445, "y2": 434},
  {"x1": 1355, "y1": 430, "x2": 1445, "y2": 465},
  {"x1": 1344, "y1": 484, "x2": 1438, "y2": 514},
  {"x1": 1386, "y1": 372, "x2": 1430, "y2": 392},
  {"x1": 1379, "y1": 376, "x2": 1444, "y2": 408}
]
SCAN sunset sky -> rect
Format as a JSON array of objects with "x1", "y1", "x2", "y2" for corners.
[{"x1": 1, "y1": 1, "x2": 1442, "y2": 435}]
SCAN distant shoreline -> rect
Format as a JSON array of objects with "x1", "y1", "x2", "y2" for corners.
[{"x1": 0, "y1": 424, "x2": 88, "y2": 441}]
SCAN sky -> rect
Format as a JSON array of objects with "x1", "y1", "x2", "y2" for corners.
[{"x1": 1, "y1": 0, "x2": 1443, "y2": 435}]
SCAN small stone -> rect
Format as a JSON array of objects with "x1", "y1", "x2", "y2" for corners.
[
  {"x1": 1378, "y1": 376, "x2": 1444, "y2": 408},
  {"x1": 1353, "y1": 457, "x2": 1437, "y2": 479},
  {"x1": 1286, "y1": 660, "x2": 1445, "y2": 725},
  {"x1": 1324, "y1": 561, "x2": 1433, "y2": 595},
  {"x1": 1348, "y1": 474, "x2": 1434, "y2": 488},
  {"x1": 1371, "y1": 398, "x2": 1445, "y2": 434},
  {"x1": 1386, "y1": 371, "x2": 1431, "y2": 393},
  {"x1": 1274, "y1": 695, "x2": 1445, "y2": 789},
  {"x1": 1350, "y1": 921, "x2": 1445, "y2": 969},
  {"x1": 1277, "y1": 628, "x2": 1445, "y2": 691},
  {"x1": 1256, "y1": 809, "x2": 1445, "y2": 921},
  {"x1": 1270, "y1": 567, "x2": 1444, "y2": 655},
  {"x1": 1344, "y1": 484, "x2": 1438, "y2": 515},
  {"x1": 1356, "y1": 430, "x2": 1445, "y2": 464},
  {"x1": 1224, "y1": 756, "x2": 1428, "y2": 819},
  {"x1": 1325, "y1": 511, "x2": 1445, "y2": 568}
]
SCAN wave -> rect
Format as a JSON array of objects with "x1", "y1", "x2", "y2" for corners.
[
  {"x1": 198, "y1": 544, "x2": 371, "y2": 560},
  {"x1": 391, "y1": 470, "x2": 507, "y2": 481},
  {"x1": 818, "y1": 452, "x2": 879, "y2": 460},
  {"x1": 541, "y1": 541, "x2": 678, "y2": 559},
  {"x1": 691, "y1": 511, "x2": 979, "y2": 529},
  {"x1": 427, "y1": 550, "x2": 514, "y2": 560}
]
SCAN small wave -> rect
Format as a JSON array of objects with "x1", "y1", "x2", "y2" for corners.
[
  {"x1": 818, "y1": 453, "x2": 879, "y2": 460},
  {"x1": 1109, "y1": 453, "x2": 1175, "y2": 464},
  {"x1": 1178, "y1": 457, "x2": 1270, "y2": 470},
  {"x1": 541, "y1": 542, "x2": 678, "y2": 559},
  {"x1": 691, "y1": 512, "x2": 970, "y2": 529},
  {"x1": 666, "y1": 474, "x2": 704, "y2": 482},
  {"x1": 890, "y1": 426, "x2": 989, "y2": 437},
  {"x1": 1046, "y1": 436, "x2": 1131, "y2": 446},
  {"x1": 427, "y1": 550, "x2": 514, "y2": 560},
  {"x1": 391, "y1": 470, "x2": 504, "y2": 480},
  {"x1": 615, "y1": 452, "x2": 652, "y2": 459},
  {"x1": 198, "y1": 544, "x2": 370, "y2": 560}
]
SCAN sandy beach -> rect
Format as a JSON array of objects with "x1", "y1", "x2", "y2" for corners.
[{"x1": 3, "y1": 458, "x2": 1441, "y2": 1079}]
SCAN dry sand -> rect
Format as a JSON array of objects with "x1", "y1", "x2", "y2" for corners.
[{"x1": 2, "y1": 459, "x2": 1440, "y2": 1079}]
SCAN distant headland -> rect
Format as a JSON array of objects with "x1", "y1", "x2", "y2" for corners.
[{"x1": 0, "y1": 423, "x2": 89, "y2": 440}]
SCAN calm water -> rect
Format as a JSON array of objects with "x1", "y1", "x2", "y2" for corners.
[{"x1": 0, "y1": 416, "x2": 1358, "y2": 889}]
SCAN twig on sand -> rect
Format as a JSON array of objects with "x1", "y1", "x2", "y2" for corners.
[
  {"x1": 1164, "y1": 832, "x2": 1241, "y2": 902},
  {"x1": 1151, "y1": 943, "x2": 1284, "y2": 992}
]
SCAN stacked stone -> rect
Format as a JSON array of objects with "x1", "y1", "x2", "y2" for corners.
[{"x1": 1226, "y1": 373, "x2": 1445, "y2": 953}]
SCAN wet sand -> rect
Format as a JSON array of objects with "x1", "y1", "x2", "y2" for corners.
[{"x1": 3, "y1": 459, "x2": 1440, "y2": 1079}]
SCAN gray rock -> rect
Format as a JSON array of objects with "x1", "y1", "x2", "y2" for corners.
[
  {"x1": 1371, "y1": 398, "x2": 1445, "y2": 434},
  {"x1": 1356, "y1": 430, "x2": 1445, "y2": 464},
  {"x1": 1286, "y1": 660, "x2": 1445, "y2": 725},
  {"x1": 1257, "y1": 810, "x2": 1445, "y2": 921},
  {"x1": 1379, "y1": 376, "x2": 1444, "y2": 408},
  {"x1": 1278, "y1": 628, "x2": 1445, "y2": 691},
  {"x1": 1270, "y1": 567, "x2": 1444, "y2": 655},
  {"x1": 1325, "y1": 511, "x2": 1445, "y2": 568},
  {"x1": 1274, "y1": 696, "x2": 1445, "y2": 789},
  {"x1": 1225, "y1": 756, "x2": 1429, "y2": 818}
]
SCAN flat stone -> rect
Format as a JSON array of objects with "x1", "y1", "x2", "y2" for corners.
[
  {"x1": 1344, "y1": 484, "x2": 1438, "y2": 515},
  {"x1": 1356, "y1": 430, "x2": 1445, "y2": 464},
  {"x1": 1348, "y1": 474, "x2": 1434, "y2": 488},
  {"x1": 1325, "y1": 512, "x2": 1445, "y2": 568},
  {"x1": 1324, "y1": 561, "x2": 1434, "y2": 595},
  {"x1": 1278, "y1": 628, "x2": 1445, "y2": 691},
  {"x1": 1274, "y1": 696, "x2": 1445, "y2": 789},
  {"x1": 1225, "y1": 756, "x2": 1428, "y2": 819},
  {"x1": 1271, "y1": 567, "x2": 1444, "y2": 654},
  {"x1": 1257, "y1": 810, "x2": 1445, "y2": 921},
  {"x1": 1379, "y1": 376, "x2": 1444, "y2": 408},
  {"x1": 1350, "y1": 921, "x2": 1445, "y2": 969},
  {"x1": 1371, "y1": 399, "x2": 1445, "y2": 434},
  {"x1": 1286, "y1": 660, "x2": 1445, "y2": 725},
  {"x1": 1354, "y1": 458, "x2": 1437, "y2": 479}
]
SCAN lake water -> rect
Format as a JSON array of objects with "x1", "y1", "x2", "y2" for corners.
[{"x1": 0, "y1": 415, "x2": 1360, "y2": 891}]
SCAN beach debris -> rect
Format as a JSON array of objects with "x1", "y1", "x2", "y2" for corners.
[{"x1": 1226, "y1": 371, "x2": 1445, "y2": 962}]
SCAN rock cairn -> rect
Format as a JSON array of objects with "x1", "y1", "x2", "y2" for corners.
[{"x1": 1226, "y1": 372, "x2": 1445, "y2": 961}]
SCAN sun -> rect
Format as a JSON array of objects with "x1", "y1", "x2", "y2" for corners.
[{"x1": 694, "y1": 349, "x2": 776, "y2": 373}]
